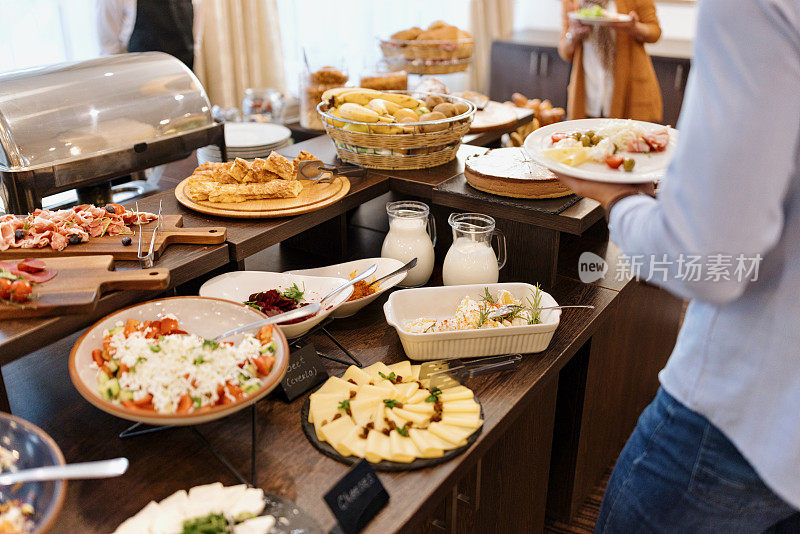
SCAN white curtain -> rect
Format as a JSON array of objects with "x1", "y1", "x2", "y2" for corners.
[{"x1": 469, "y1": 0, "x2": 515, "y2": 93}]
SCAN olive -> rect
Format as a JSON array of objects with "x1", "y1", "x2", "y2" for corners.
[
  {"x1": 14, "y1": 229, "x2": 24, "y2": 241},
  {"x1": 586, "y1": 130, "x2": 595, "y2": 138},
  {"x1": 581, "y1": 135, "x2": 592, "y2": 147},
  {"x1": 106, "y1": 205, "x2": 115, "y2": 214},
  {"x1": 623, "y1": 158, "x2": 636, "y2": 172},
  {"x1": 121, "y1": 236, "x2": 132, "y2": 246},
  {"x1": 572, "y1": 132, "x2": 582, "y2": 141},
  {"x1": 68, "y1": 234, "x2": 82, "y2": 245}
]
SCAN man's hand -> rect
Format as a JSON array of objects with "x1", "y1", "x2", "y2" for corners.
[{"x1": 554, "y1": 173, "x2": 655, "y2": 210}]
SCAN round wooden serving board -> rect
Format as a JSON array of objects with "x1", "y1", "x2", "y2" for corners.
[
  {"x1": 468, "y1": 101, "x2": 520, "y2": 133},
  {"x1": 174, "y1": 176, "x2": 350, "y2": 219}
]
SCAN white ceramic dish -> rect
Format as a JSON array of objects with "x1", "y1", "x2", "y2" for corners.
[
  {"x1": 222, "y1": 122, "x2": 291, "y2": 148},
  {"x1": 287, "y1": 258, "x2": 406, "y2": 318},
  {"x1": 198, "y1": 271, "x2": 353, "y2": 338},
  {"x1": 568, "y1": 11, "x2": 632, "y2": 25},
  {"x1": 69, "y1": 297, "x2": 290, "y2": 426},
  {"x1": 384, "y1": 283, "x2": 560, "y2": 360},
  {"x1": 524, "y1": 118, "x2": 678, "y2": 184}
]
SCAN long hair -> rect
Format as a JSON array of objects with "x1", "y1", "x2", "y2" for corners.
[{"x1": 580, "y1": 0, "x2": 616, "y2": 70}]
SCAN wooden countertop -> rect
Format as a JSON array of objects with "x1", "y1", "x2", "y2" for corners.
[{"x1": 7, "y1": 275, "x2": 618, "y2": 533}]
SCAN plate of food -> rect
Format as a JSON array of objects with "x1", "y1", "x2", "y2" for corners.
[
  {"x1": 568, "y1": 5, "x2": 632, "y2": 24},
  {"x1": 199, "y1": 272, "x2": 353, "y2": 339},
  {"x1": 286, "y1": 258, "x2": 407, "y2": 318},
  {"x1": 524, "y1": 118, "x2": 678, "y2": 184},
  {"x1": 301, "y1": 362, "x2": 483, "y2": 471},
  {"x1": 69, "y1": 297, "x2": 290, "y2": 426},
  {"x1": 174, "y1": 151, "x2": 351, "y2": 219},
  {"x1": 384, "y1": 284, "x2": 560, "y2": 360},
  {"x1": 0, "y1": 413, "x2": 66, "y2": 534},
  {"x1": 113, "y1": 483, "x2": 321, "y2": 534}
]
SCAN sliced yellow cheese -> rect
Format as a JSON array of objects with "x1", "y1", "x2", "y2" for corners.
[
  {"x1": 408, "y1": 428, "x2": 444, "y2": 458},
  {"x1": 440, "y1": 386, "x2": 474, "y2": 402},
  {"x1": 372, "y1": 404, "x2": 389, "y2": 432},
  {"x1": 542, "y1": 146, "x2": 590, "y2": 167},
  {"x1": 341, "y1": 427, "x2": 368, "y2": 458},
  {"x1": 308, "y1": 393, "x2": 344, "y2": 424},
  {"x1": 410, "y1": 364, "x2": 421, "y2": 381},
  {"x1": 319, "y1": 416, "x2": 357, "y2": 456},
  {"x1": 441, "y1": 400, "x2": 481, "y2": 415},
  {"x1": 402, "y1": 402, "x2": 435, "y2": 416},
  {"x1": 363, "y1": 362, "x2": 394, "y2": 382},
  {"x1": 365, "y1": 429, "x2": 391, "y2": 463},
  {"x1": 341, "y1": 366, "x2": 372, "y2": 386},
  {"x1": 428, "y1": 422, "x2": 472, "y2": 446},
  {"x1": 389, "y1": 430, "x2": 421, "y2": 463},
  {"x1": 354, "y1": 384, "x2": 391, "y2": 402},
  {"x1": 374, "y1": 379, "x2": 398, "y2": 396},
  {"x1": 315, "y1": 376, "x2": 357, "y2": 397},
  {"x1": 394, "y1": 382, "x2": 419, "y2": 403},
  {"x1": 441, "y1": 413, "x2": 483, "y2": 430},
  {"x1": 387, "y1": 361, "x2": 413, "y2": 381},
  {"x1": 350, "y1": 398, "x2": 380, "y2": 427},
  {"x1": 424, "y1": 429, "x2": 462, "y2": 451},
  {"x1": 407, "y1": 390, "x2": 429, "y2": 404},
  {"x1": 392, "y1": 407, "x2": 429, "y2": 426},
  {"x1": 383, "y1": 406, "x2": 409, "y2": 429}
]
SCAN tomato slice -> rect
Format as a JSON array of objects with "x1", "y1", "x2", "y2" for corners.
[
  {"x1": 256, "y1": 324, "x2": 274, "y2": 342},
  {"x1": 124, "y1": 319, "x2": 141, "y2": 336},
  {"x1": 92, "y1": 349, "x2": 105, "y2": 368},
  {"x1": 160, "y1": 318, "x2": 179, "y2": 335},
  {"x1": 0, "y1": 279, "x2": 12, "y2": 299},
  {"x1": 253, "y1": 355, "x2": 273, "y2": 376},
  {"x1": 176, "y1": 394, "x2": 193, "y2": 414},
  {"x1": 605, "y1": 154, "x2": 624, "y2": 169},
  {"x1": 551, "y1": 133, "x2": 570, "y2": 143}
]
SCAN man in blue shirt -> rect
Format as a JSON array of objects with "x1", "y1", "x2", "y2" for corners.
[{"x1": 555, "y1": 0, "x2": 800, "y2": 531}]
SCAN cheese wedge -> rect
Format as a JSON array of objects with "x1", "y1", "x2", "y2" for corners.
[
  {"x1": 441, "y1": 413, "x2": 483, "y2": 429},
  {"x1": 440, "y1": 386, "x2": 474, "y2": 402},
  {"x1": 392, "y1": 407, "x2": 430, "y2": 425},
  {"x1": 372, "y1": 404, "x2": 389, "y2": 432},
  {"x1": 394, "y1": 382, "x2": 419, "y2": 402},
  {"x1": 308, "y1": 393, "x2": 346, "y2": 424},
  {"x1": 342, "y1": 427, "x2": 368, "y2": 458},
  {"x1": 350, "y1": 398, "x2": 380, "y2": 427},
  {"x1": 365, "y1": 429, "x2": 391, "y2": 463},
  {"x1": 542, "y1": 146, "x2": 590, "y2": 167},
  {"x1": 384, "y1": 406, "x2": 408, "y2": 429},
  {"x1": 402, "y1": 402, "x2": 435, "y2": 416},
  {"x1": 342, "y1": 366, "x2": 373, "y2": 386},
  {"x1": 389, "y1": 430, "x2": 421, "y2": 463},
  {"x1": 410, "y1": 364, "x2": 421, "y2": 380},
  {"x1": 315, "y1": 376, "x2": 357, "y2": 397},
  {"x1": 424, "y1": 430, "x2": 462, "y2": 451},
  {"x1": 407, "y1": 390, "x2": 429, "y2": 404},
  {"x1": 374, "y1": 379, "x2": 398, "y2": 396},
  {"x1": 319, "y1": 416, "x2": 357, "y2": 456},
  {"x1": 408, "y1": 428, "x2": 444, "y2": 458},
  {"x1": 363, "y1": 362, "x2": 394, "y2": 382},
  {"x1": 428, "y1": 422, "x2": 472, "y2": 446},
  {"x1": 387, "y1": 360, "x2": 413, "y2": 380},
  {"x1": 442, "y1": 400, "x2": 481, "y2": 415}
]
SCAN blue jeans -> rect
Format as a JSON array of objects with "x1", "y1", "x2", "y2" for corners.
[{"x1": 595, "y1": 388, "x2": 800, "y2": 533}]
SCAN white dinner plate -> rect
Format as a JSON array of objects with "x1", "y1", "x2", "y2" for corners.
[
  {"x1": 568, "y1": 11, "x2": 632, "y2": 25},
  {"x1": 523, "y1": 118, "x2": 678, "y2": 184},
  {"x1": 223, "y1": 122, "x2": 291, "y2": 148}
]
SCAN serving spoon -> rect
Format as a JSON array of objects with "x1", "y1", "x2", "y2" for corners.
[
  {"x1": 213, "y1": 303, "x2": 322, "y2": 341},
  {"x1": 0, "y1": 457, "x2": 128, "y2": 485},
  {"x1": 487, "y1": 304, "x2": 595, "y2": 321},
  {"x1": 367, "y1": 258, "x2": 417, "y2": 289}
]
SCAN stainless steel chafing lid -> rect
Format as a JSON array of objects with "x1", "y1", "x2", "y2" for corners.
[{"x1": 0, "y1": 52, "x2": 212, "y2": 171}]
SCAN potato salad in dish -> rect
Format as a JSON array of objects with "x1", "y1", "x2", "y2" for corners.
[
  {"x1": 92, "y1": 317, "x2": 277, "y2": 414},
  {"x1": 405, "y1": 288, "x2": 543, "y2": 333}
]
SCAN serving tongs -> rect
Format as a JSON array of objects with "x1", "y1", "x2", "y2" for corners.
[
  {"x1": 213, "y1": 303, "x2": 322, "y2": 341},
  {"x1": 419, "y1": 354, "x2": 523, "y2": 390},
  {"x1": 135, "y1": 199, "x2": 163, "y2": 268},
  {"x1": 297, "y1": 159, "x2": 367, "y2": 183}
]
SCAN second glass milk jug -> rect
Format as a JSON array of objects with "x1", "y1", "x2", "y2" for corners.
[
  {"x1": 442, "y1": 213, "x2": 506, "y2": 285},
  {"x1": 381, "y1": 200, "x2": 437, "y2": 287}
]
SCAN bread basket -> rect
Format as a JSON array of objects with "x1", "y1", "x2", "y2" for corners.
[
  {"x1": 317, "y1": 91, "x2": 476, "y2": 170},
  {"x1": 380, "y1": 37, "x2": 473, "y2": 75}
]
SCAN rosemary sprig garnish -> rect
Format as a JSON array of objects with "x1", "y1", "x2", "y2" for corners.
[{"x1": 481, "y1": 287, "x2": 496, "y2": 304}]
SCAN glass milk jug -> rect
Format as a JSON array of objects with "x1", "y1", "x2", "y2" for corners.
[
  {"x1": 443, "y1": 213, "x2": 506, "y2": 286},
  {"x1": 381, "y1": 200, "x2": 437, "y2": 287}
]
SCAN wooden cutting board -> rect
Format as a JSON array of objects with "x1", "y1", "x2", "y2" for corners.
[
  {"x1": 0, "y1": 215, "x2": 226, "y2": 260},
  {"x1": 174, "y1": 177, "x2": 351, "y2": 219},
  {"x1": 469, "y1": 101, "x2": 520, "y2": 133},
  {"x1": 0, "y1": 255, "x2": 169, "y2": 319}
]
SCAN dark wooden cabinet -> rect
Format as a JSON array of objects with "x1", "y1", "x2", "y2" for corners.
[
  {"x1": 489, "y1": 41, "x2": 571, "y2": 109},
  {"x1": 489, "y1": 39, "x2": 692, "y2": 127}
]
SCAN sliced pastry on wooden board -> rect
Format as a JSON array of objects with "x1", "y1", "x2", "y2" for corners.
[
  {"x1": 465, "y1": 147, "x2": 574, "y2": 199},
  {"x1": 307, "y1": 362, "x2": 483, "y2": 464}
]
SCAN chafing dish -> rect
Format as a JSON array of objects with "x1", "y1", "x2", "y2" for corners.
[{"x1": 0, "y1": 52, "x2": 225, "y2": 213}]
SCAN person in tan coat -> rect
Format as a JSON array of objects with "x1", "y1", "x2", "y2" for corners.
[{"x1": 558, "y1": 0, "x2": 663, "y2": 121}]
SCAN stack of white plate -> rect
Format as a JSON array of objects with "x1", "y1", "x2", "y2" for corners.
[{"x1": 197, "y1": 122, "x2": 292, "y2": 164}]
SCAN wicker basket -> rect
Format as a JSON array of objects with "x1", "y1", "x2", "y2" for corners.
[
  {"x1": 380, "y1": 38, "x2": 474, "y2": 61},
  {"x1": 386, "y1": 58, "x2": 471, "y2": 75},
  {"x1": 317, "y1": 91, "x2": 475, "y2": 170}
]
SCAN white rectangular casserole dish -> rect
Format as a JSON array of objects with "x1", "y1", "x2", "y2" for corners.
[{"x1": 383, "y1": 283, "x2": 560, "y2": 360}]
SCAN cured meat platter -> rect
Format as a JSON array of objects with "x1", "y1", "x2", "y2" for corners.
[
  {"x1": 0, "y1": 215, "x2": 226, "y2": 261},
  {"x1": 0, "y1": 255, "x2": 169, "y2": 319}
]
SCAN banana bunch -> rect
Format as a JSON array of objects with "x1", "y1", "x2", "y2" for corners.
[{"x1": 320, "y1": 89, "x2": 471, "y2": 136}]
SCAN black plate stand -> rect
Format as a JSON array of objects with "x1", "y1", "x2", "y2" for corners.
[
  {"x1": 291, "y1": 317, "x2": 363, "y2": 367},
  {"x1": 119, "y1": 403, "x2": 258, "y2": 486}
]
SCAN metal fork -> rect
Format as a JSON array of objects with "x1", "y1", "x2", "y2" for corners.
[{"x1": 136, "y1": 199, "x2": 162, "y2": 268}]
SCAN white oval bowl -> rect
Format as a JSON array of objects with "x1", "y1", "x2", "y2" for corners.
[
  {"x1": 287, "y1": 258, "x2": 405, "y2": 318},
  {"x1": 199, "y1": 271, "x2": 353, "y2": 339},
  {"x1": 383, "y1": 283, "x2": 561, "y2": 360}
]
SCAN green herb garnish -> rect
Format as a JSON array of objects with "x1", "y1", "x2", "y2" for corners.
[
  {"x1": 397, "y1": 423, "x2": 410, "y2": 437},
  {"x1": 193, "y1": 355, "x2": 206, "y2": 365},
  {"x1": 383, "y1": 399, "x2": 401, "y2": 409},
  {"x1": 202, "y1": 339, "x2": 219, "y2": 350},
  {"x1": 425, "y1": 386, "x2": 442, "y2": 403},
  {"x1": 338, "y1": 399, "x2": 351, "y2": 411},
  {"x1": 280, "y1": 283, "x2": 305, "y2": 302},
  {"x1": 525, "y1": 283, "x2": 543, "y2": 325},
  {"x1": 243, "y1": 301, "x2": 262, "y2": 311},
  {"x1": 149, "y1": 344, "x2": 161, "y2": 353},
  {"x1": 423, "y1": 322, "x2": 436, "y2": 333},
  {"x1": 181, "y1": 512, "x2": 230, "y2": 534},
  {"x1": 192, "y1": 397, "x2": 202, "y2": 409},
  {"x1": 481, "y1": 287, "x2": 496, "y2": 304},
  {"x1": 378, "y1": 371, "x2": 397, "y2": 382}
]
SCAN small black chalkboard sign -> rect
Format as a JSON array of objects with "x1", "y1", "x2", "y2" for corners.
[
  {"x1": 279, "y1": 343, "x2": 328, "y2": 401},
  {"x1": 324, "y1": 459, "x2": 389, "y2": 534}
]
